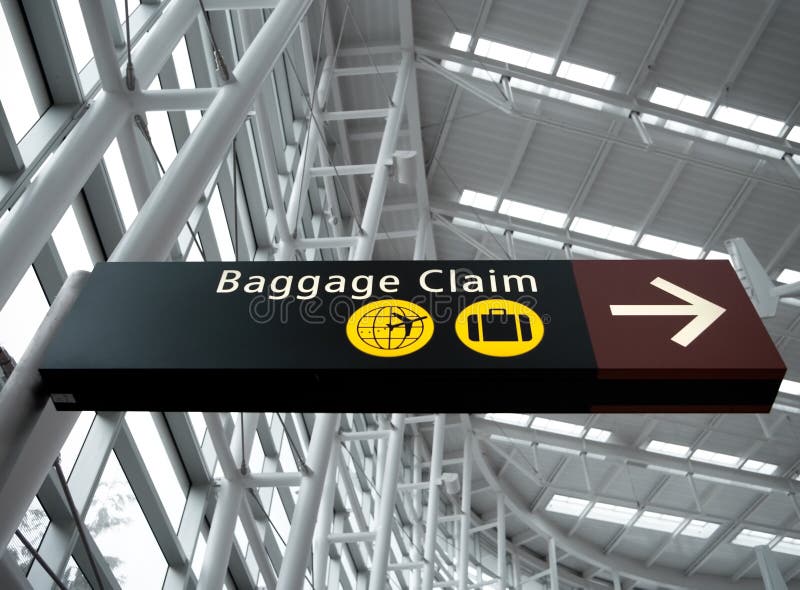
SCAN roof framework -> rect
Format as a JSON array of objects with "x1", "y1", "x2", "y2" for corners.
[{"x1": 0, "y1": 0, "x2": 798, "y2": 589}]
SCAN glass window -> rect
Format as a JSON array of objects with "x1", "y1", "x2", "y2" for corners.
[
  {"x1": 545, "y1": 494, "x2": 589, "y2": 516},
  {"x1": 249, "y1": 433, "x2": 266, "y2": 473},
  {"x1": 63, "y1": 556, "x2": 90, "y2": 588},
  {"x1": 146, "y1": 78, "x2": 178, "y2": 170},
  {"x1": 5, "y1": 497, "x2": 50, "y2": 572},
  {"x1": 279, "y1": 432, "x2": 298, "y2": 472},
  {"x1": 56, "y1": 0, "x2": 93, "y2": 72},
  {"x1": 125, "y1": 412, "x2": 188, "y2": 530},
  {"x1": 85, "y1": 452, "x2": 168, "y2": 589},
  {"x1": 52, "y1": 205, "x2": 94, "y2": 275},
  {"x1": 0, "y1": 4, "x2": 39, "y2": 141},
  {"x1": 173, "y1": 37, "x2": 196, "y2": 89},
  {"x1": 268, "y1": 493, "x2": 290, "y2": 549},
  {"x1": 104, "y1": 139, "x2": 138, "y2": 229},
  {"x1": 0, "y1": 267, "x2": 49, "y2": 360},
  {"x1": 191, "y1": 529, "x2": 207, "y2": 579},
  {"x1": 115, "y1": 0, "x2": 141, "y2": 23},
  {"x1": 586, "y1": 502, "x2": 637, "y2": 525},
  {"x1": 187, "y1": 412, "x2": 207, "y2": 444},
  {"x1": 208, "y1": 187, "x2": 236, "y2": 261},
  {"x1": 60, "y1": 411, "x2": 96, "y2": 478}
]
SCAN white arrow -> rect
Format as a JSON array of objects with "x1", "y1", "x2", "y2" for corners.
[{"x1": 609, "y1": 277, "x2": 726, "y2": 347}]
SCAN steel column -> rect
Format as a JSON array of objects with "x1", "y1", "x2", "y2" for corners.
[
  {"x1": 351, "y1": 52, "x2": 412, "y2": 260},
  {"x1": 458, "y1": 435, "x2": 473, "y2": 590},
  {"x1": 313, "y1": 440, "x2": 340, "y2": 590},
  {"x1": 548, "y1": 538, "x2": 559, "y2": 590},
  {"x1": 411, "y1": 433, "x2": 424, "y2": 590},
  {"x1": 275, "y1": 413, "x2": 340, "y2": 590},
  {"x1": 111, "y1": 0, "x2": 315, "y2": 262},
  {"x1": 197, "y1": 480, "x2": 243, "y2": 590},
  {"x1": 497, "y1": 495, "x2": 506, "y2": 590},
  {"x1": 0, "y1": 272, "x2": 89, "y2": 550},
  {"x1": 369, "y1": 414, "x2": 407, "y2": 590},
  {"x1": 0, "y1": 0, "x2": 199, "y2": 308},
  {"x1": 422, "y1": 415, "x2": 446, "y2": 590}
]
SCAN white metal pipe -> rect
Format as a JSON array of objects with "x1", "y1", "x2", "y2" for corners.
[
  {"x1": 340, "y1": 430, "x2": 392, "y2": 441},
  {"x1": 275, "y1": 413, "x2": 340, "y2": 590},
  {"x1": 422, "y1": 415, "x2": 446, "y2": 590},
  {"x1": 111, "y1": 0, "x2": 315, "y2": 262},
  {"x1": 280, "y1": 56, "x2": 335, "y2": 253},
  {"x1": 511, "y1": 553, "x2": 520, "y2": 590},
  {"x1": 0, "y1": 272, "x2": 89, "y2": 550},
  {"x1": 242, "y1": 471, "x2": 304, "y2": 488},
  {"x1": 773, "y1": 281, "x2": 800, "y2": 298},
  {"x1": 411, "y1": 434, "x2": 424, "y2": 590},
  {"x1": 548, "y1": 537, "x2": 559, "y2": 590},
  {"x1": 0, "y1": 0, "x2": 199, "y2": 308},
  {"x1": 313, "y1": 441, "x2": 340, "y2": 590},
  {"x1": 203, "y1": 412, "x2": 240, "y2": 478},
  {"x1": 237, "y1": 12, "x2": 293, "y2": 251},
  {"x1": 203, "y1": 0, "x2": 279, "y2": 7},
  {"x1": 329, "y1": 531, "x2": 377, "y2": 543},
  {"x1": 497, "y1": 496, "x2": 506, "y2": 590},
  {"x1": 389, "y1": 562, "x2": 426, "y2": 571},
  {"x1": 135, "y1": 88, "x2": 219, "y2": 111},
  {"x1": 323, "y1": 108, "x2": 390, "y2": 121},
  {"x1": 457, "y1": 434, "x2": 473, "y2": 590},
  {"x1": 352, "y1": 52, "x2": 412, "y2": 260},
  {"x1": 240, "y1": 496, "x2": 278, "y2": 589},
  {"x1": 80, "y1": 0, "x2": 123, "y2": 92},
  {"x1": 197, "y1": 480, "x2": 244, "y2": 590},
  {"x1": 293, "y1": 236, "x2": 359, "y2": 249},
  {"x1": 310, "y1": 163, "x2": 381, "y2": 177},
  {"x1": 369, "y1": 414, "x2": 407, "y2": 590}
]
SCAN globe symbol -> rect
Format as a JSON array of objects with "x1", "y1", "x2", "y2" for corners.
[{"x1": 356, "y1": 304, "x2": 429, "y2": 351}]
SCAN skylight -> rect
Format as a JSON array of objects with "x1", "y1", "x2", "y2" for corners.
[
  {"x1": 452, "y1": 217, "x2": 503, "y2": 235},
  {"x1": 498, "y1": 199, "x2": 566, "y2": 228},
  {"x1": 485, "y1": 413, "x2": 530, "y2": 427},
  {"x1": 706, "y1": 250, "x2": 731, "y2": 261},
  {"x1": 777, "y1": 269, "x2": 800, "y2": 284},
  {"x1": 586, "y1": 502, "x2": 637, "y2": 525},
  {"x1": 779, "y1": 379, "x2": 800, "y2": 396},
  {"x1": 585, "y1": 428, "x2": 611, "y2": 442},
  {"x1": 741, "y1": 460, "x2": 778, "y2": 475},
  {"x1": 172, "y1": 37, "x2": 196, "y2": 89},
  {"x1": 714, "y1": 106, "x2": 783, "y2": 136},
  {"x1": 633, "y1": 511, "x2": 683, "y2": 533},
  {"x1": 681, "y1": 519, "x2": 719, "y2": 539},
  {"x1": 0, "y1": 3, "x2": 39, "y2": 141},
  {"x1": 103, "y1": 139, "x2": 138, "y2": 229},
  {"x1": 459, "y1": 189, "x2": 497, "y2": 211},
  {"x1": 0, "y1": 267, "x2": 49, "y2": 361},
  {"x1": 474, "y1": 38, "x2": 554, "y2": 73},
  {"x1": 557, "y1": 62, "x2": 615, "y2": 90},
  {"x1": 513, "y1": 232, "x2": 563, "y2": 250},
  {"x1": 114, "y1": 0, "x2": 141, "y2": 23},
  {"x1": 788, "y1": 126, "x2": 800, "y2": 143},
  {"x1": 638, "y1": 234, "x2": 702, "y2": 259},
  {"x1": 650, "y1": 87, "x2": 710, "y2": 116},
  {"x1": 731, "y1": 529, "x2": 776, "y2": 548},
  {"x1": 531, "y1": 417, "x2": 584, "y2": 437},
  {"x1": 545, "y1": 494, "x2": 589, "y2": 516},
  {"x1": 646, "y1": 440, "x2": 691, "y2": 458},
  {"x1": 450, "y1": 32, "x2": 471, "y2": 52},
  {"x1": 690, "y1": 449, "x2": 741, "y2": 468},
  {"x1": 570, "y1": 217, "x2": 636, "y2": 245},
  {"x1": 774, "y1": 537, "x2": 800, "y2": 557}
]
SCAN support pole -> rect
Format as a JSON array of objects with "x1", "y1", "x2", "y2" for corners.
[
  {"x1": 368, "y1": 414, "x2": 407, "y2": 590},
  {"x1": 457, "y1": 433, "x2": 473, "y2": 590},
  {"x1": 197, "y1": 480, "x2": 243, "y2": 590},
  {"x1": 313, "y1": 437, "x2": 340, "y2": 590},
  {"x1": 277, "y1": 56, "x2": 335, "y2": 260},
  {"x1": 548, "y1": 538, "x2": 559, "y2": 590},
  {"x1": 351, "y1": 52, "x2": 412, "y2": 260},
  {"x1": 755, "y1": 546, "x2": 789, "y2": 590},
  {"x1": 0, "y1": 0, "x2": 199, "y2": 308},
  {"x1": 497, "y1": 495, "x2": 506, "y2": 590},
  {"x1": 111, "y1": 0, "x2": 316, "y2": 262},
  {"x1": 275, "y1": 413, "x2": 340, "y2": 590},
  {"x1": 0, "y1": 272, "x2": 89, "y2": 549},
  {"x1": 411, "y1": 434, "x2": 424, "y2": 590},
  {"x1": 422, "y1": 415, "x2": 446, "y2": 590}
]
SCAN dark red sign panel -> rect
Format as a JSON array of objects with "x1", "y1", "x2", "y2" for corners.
[{"x1": 572, "y1": 260, "x2": 785, "y2": 411}]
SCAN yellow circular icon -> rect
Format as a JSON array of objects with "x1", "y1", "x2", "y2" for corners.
[
  {"x1": 346, "y1": 299, "x2": 434, "y2": 357},
  {"x1": 455, "y1": 299, "x2": 544, "y2": 357}
]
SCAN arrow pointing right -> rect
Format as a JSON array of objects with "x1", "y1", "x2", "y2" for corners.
[{"x1": 609, "y1": 277, "x2": 726, "y2": 347}]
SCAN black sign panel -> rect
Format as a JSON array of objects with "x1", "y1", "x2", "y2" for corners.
[{"x1": 39, "y1": 261, "x2": 784, "y2": 412}]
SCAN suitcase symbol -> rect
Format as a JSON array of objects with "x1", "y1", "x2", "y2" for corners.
[{"x1": 467, "y1": 308, "x2": 534, "y2": 342}]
